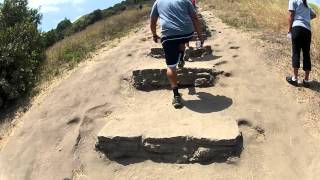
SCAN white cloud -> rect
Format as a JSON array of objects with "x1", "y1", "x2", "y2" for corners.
[
  {"x1": 41, "y1": 6, "x2": 61, "y2": 13},
  {"x1": 28, "y1": 0, "x2": 87, "y2": 13},
  {"x1": 29, "y1": 0, "x2": 86, "y2": 8}
]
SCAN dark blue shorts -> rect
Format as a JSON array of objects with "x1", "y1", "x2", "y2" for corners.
[{"x1": 161, "y1": 32, "x2": 194, "y2": 68}]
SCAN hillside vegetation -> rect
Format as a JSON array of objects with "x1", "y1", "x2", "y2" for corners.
[
  {"x1": 200, "y1": 0, "x2": 320, "y2": 62},
  {"x1": 40, "y1": 4, "x2": 152, "y2": 84},
  {"x1": 43, "y1": 0, "x2": 151, "y2": 48}
]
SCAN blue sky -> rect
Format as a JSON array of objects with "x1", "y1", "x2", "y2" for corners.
[
  {"x1": 310, "y1": 0, "x2": 320, "y2": 6},
  {"x1": 1, "y1": 0, "x2": 124, "y2": 31},
  {"x1": 0, "y1": 0, "x2": 319, "y2": 31}
]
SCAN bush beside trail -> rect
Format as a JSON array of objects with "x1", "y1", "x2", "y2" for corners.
[{"x1": 0, "y1": 0, "x2": 44, "y2": 110}]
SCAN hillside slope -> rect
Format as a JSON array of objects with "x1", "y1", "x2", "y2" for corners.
[
  {"x1": 201, "y1": 0, "x2": 320, "y2": 63},
  {"x1": 1, "y1": 6, "x2": 320, "y2": 180}
]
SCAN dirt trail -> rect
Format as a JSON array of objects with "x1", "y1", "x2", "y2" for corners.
[{"x1": 1, "y1": 9, "x2": 320, "y2": 180}]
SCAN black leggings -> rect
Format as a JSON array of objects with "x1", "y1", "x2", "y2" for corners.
[{"x1": 292, "y1": 26, "x2": 312, "y2": 71}]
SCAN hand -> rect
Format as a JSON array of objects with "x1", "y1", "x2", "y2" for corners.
[
  {"x1": 287, "y1": 32, "x2": 292, "y2": 39},
  {"x1": 153, "y1": 35, "x2": 160, "y2": 43}
]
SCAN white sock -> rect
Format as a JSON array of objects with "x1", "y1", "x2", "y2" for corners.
[{"x1": 292, "y1": 76, "x2": 297, "y2": 81}]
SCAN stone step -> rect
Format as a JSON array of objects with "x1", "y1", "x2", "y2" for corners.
[
  {"x1": 149, "y1": 46, "x2": 213, "y2": 59},
  {"x1": 132, "y1": 67, "x2": 222, "y2": 91},
  {"x1": 96, "y1": 113, "x2": 242, "y2": 163},
  {"x1": 190, "y1": 33, "x2": 209, "y2": 41}
]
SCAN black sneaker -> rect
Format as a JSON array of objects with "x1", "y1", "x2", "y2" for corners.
[
  {"x1": 172, "y1": 95, "x2": 183, "y2": 109},
  {"x1": 286, "y1": 76, "x2": 298, "y2": 87},
  {"x1": 303, "y1": 79, "x2": 311, "y2": 88}
]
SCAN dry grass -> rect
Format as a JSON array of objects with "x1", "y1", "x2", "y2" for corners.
[
  {"x1": 39, "y1": 6, "x2": 151, "y2": 83},
  {"x1": 310, "y1": 5, "x2": 320, "y2": 61},
  {"x1": 200, "y1": 0, "x2": 320, "y2": 63}
]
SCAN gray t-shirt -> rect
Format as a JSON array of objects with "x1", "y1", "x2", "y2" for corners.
[
  {"x1": 150, "y1": 0, "x2": 196, "y2": 37},
  {"x1": 288, "y1": 0, "x2": 315, "y2": 30}
]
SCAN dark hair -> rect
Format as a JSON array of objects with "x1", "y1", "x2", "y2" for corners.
[{"x1": 303, "y1": 0, "x2": 308, "y2": 7}]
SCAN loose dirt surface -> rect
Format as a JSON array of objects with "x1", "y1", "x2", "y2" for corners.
[{"x1": 1, "y1": 8, "x2": 320, "y2": 180}]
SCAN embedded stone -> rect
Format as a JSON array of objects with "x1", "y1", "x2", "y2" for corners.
[{"x1": 132, "y1": 68, "x2": 222, "y2": 91}]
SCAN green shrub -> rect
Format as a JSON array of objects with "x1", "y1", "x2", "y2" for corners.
[
  {"x1": 0, "y1": 0, "x2": 44, "y2": 109},
  {"x1": 42, "y1": 7, "x2": 151, "y2": 82},
  {"x1": 43, "y1": 0, "x2": 154, "y2": 48},
  {"x1": 43, "y1": 29, "x2": 58, "y2": 48},
  {"x1": 56, "y1": 18, "x2": 72, "y2": 39}
]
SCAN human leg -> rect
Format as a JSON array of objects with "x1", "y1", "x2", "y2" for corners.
[
  {"x1": 162, "y1": 39, "x2": 183, "y2": 108},
  {"x1": 178, "y1": 43, "x2": 186, "y2": 68},
  {"x1": 161, "y1": 33, "x2": 194, "y2": 107},
  {"x1": 166, "y1": 66, "x2": 178, "y2": 89},
  {"x1": 287, "y1": 27, "x2": 302, "y2": 86},
  {"x1": 291, "y1": 27, "x2": 302, "y2": 79},
  {"x1": 302, "y1": 29, "x2": 312, "y2": 81}
]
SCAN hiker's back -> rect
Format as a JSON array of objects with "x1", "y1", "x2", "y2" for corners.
[
  {"x1": 289, "y1": 0, "x2": 312, "y2": 30},
  {"x1": 152, "y1": 0, "x2": 195, "y2": 37}
]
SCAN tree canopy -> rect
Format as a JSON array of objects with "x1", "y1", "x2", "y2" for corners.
[{"x1": 0, "y1": 0, "x2": 44, "y2": 109}]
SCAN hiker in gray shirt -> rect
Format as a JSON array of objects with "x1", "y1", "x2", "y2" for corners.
[
  {"x1": 150, "y1": 0, "x2": 204, "y2": 109},
  {"x1": 286, "y1": 0, "x2": 317, "y2": 87}
]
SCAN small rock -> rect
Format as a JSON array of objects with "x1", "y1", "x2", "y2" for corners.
[
  {"x1": 195, "y1": 78, "x2": 210, "y2": 87},
  {"x1": 254, "y1": 126, "x2": 265, "y2": 134},
  {"x1": 190, "y1": 147, "x2": 212, "y2": 162}
]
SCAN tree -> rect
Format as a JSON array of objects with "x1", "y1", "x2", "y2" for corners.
[
  {"x1": 0, "y1": 0, "x2": 44, "y2": 109},
  {"x1": 0, "y1": 0, "x2": 41, "y2": 27},
  {"x1": 56, "y1": 18, "x2": 72, "y2": 40},
  {"x1": 91, "y1": 9, "x2": 102, "y2": 23},
  {"x1": 43, "y1": 29, "x2": 58, "y2": 48}
]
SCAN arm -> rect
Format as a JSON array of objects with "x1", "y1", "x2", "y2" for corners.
[
  {"x1": 150, "y1": 2, "x2": 160, "y2": 43},
  {"x1": 288, "y1": 10, "x2": 295, "y2": 33},
  {"x1": 190, "y1": 12, "x2": 204, "y2": 43},
  {"x1": 150, "y1": 16, "x2": 158, "y2": 37}
]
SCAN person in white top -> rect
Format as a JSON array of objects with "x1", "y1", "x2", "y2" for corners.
[{"x1": 286, "y1": 0, "x2": 317, "y2": 87}]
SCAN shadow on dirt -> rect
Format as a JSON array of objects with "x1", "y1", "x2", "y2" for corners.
[
  {"x1": 183, "y1": 88, "x2": 233, "y2": 113},
  {"x1": 190, "y1": 54, "x2": 222, "y2": 62},
  {"x1": 308, "y1": 81, "x2": 320, "y2": 93}
]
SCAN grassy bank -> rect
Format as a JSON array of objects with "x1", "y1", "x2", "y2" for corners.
[
  {"x1": 200, "y1": 0, "x2": 320, "y2": 62},
  {"x1": 39, "y1": 6, "x2": 151, "y2": 83}
]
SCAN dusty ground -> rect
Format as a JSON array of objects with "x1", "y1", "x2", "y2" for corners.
[{"x1": 1, "y1": 8, "x2": 320, "y2": 180}]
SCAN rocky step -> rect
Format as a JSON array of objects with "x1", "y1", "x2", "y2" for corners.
[
  {"x1": 188, "y1": 46, "x2": 213, "y2": 58},
  {"x1": 132, "y1": 67, "x2": 222, "y2": 91},
  {"x1": 96, "y1": 115, "x2": 242, "y2": 163},
  {"x1": 190, "y1": 33, "x2": 209, "y2": 41},
  {"x1": 149, "y1": 48, "x2": 165, "y2": 59},
  {"x1": 149, "y1": 46, "x2": 213, "y2": 59}
]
